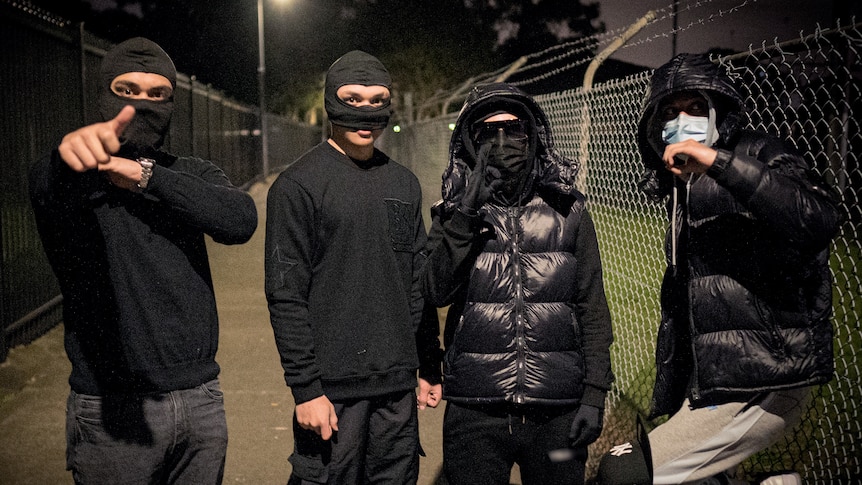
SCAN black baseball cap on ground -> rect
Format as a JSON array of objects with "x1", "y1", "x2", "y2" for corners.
[{"x1": 595, "y1": 415, "x2": 653, "y2": 485}]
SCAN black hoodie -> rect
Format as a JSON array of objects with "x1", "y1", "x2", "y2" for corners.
[{"x1": 29, "y1": 38, "x2": 257, "y2": 394}]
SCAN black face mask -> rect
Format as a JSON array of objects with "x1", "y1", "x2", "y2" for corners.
[
  {"x1": 100, "y1": 94, "x2": 173, "y2": 155},
  {"x1": 475, "y1": 120, "x2": 531, "y2": 204}
]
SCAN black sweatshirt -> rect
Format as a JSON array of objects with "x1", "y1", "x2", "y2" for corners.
[
  {"x1": 29, "y1": 151, "x2": 258, "y2": 394},
  {"x1": 264, "y1": 142, "x2": 433, "y2": 404}
]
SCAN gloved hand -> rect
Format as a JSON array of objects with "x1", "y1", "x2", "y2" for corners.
[
  {"x1": 459, "y1": 144, "x2": 501, "y2": 215},
  {"x1": 568, "y1": 404, "x2": 604, "y2": 448}
]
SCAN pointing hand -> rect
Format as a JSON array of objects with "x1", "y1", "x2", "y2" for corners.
[{"x1": 58, "y1": 105, "x2": 135, "y2": 172}]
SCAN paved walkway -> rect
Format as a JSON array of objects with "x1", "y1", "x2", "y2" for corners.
[{"x1": 0, "y1": 174, "x2": 448, "y2": 485}]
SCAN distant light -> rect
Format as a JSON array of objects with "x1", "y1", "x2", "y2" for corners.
[
  {"x1": 448, "y1": 123, "x2": 456, "y2": 131},
  {"x1": 393, "y1": 125, "x2": 401, "y2": 133}
]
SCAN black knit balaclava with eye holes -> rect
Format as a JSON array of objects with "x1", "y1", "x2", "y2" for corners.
[
  {"x1": 324, "y1": 50, "x2": 392, "y2": 131},
  {"x1": 99, "y1": 37, "x2": 177, "y2": 155}
]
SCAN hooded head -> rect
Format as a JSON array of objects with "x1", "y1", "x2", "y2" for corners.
[
  {"x1": 637, "y1": 53, "x2": 744, "y2": 169},
  {"x1": 636, "y1": 53, "x2": 745, "y2": 198},
  {"x1": 439, "y1": 82, "x2": 579, "y2": 212},
  {"x1": 324, "y1": 50, "x2": 392, "y2": 131},
  {"x1": 99, "y1": 37, "x2": 176, "y2": 155}
]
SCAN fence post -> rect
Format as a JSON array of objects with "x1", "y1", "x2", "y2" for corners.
[{"x1": 578, "y1": 10, "x2": 655, "y2": 192}]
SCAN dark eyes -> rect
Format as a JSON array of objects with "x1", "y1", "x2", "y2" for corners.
[
  {"x1": 341, "y1": 96, "x2": 387, "y2": 106},
  {"x1": 112, "y1": 84, "x2": 172, "y2": 100},
  {"x1": 661, "y1": 101, "x2": 707, "y2": 120}
]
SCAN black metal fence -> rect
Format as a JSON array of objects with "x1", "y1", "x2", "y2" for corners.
[{"x1": 0, "y1": 4, "x2": 322, "y2": 361}]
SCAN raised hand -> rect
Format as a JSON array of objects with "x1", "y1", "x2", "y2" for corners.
[
  {"x1": 662, "y1": 138, "x2": 718, "y2": 177},
  {"x1": 460, "y1": 144, "x2": 501, "y2": 214},
  {"x1": 58, "y1": 105, "x2": 135, "y2": 172}
]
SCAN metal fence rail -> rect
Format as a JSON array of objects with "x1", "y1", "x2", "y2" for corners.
[
  {"x1": 0, "y1": 4, "x2": 321, "y2": 360},
  {"x1": 382, "y1": 20, "x2": 862, "y2": 484}
]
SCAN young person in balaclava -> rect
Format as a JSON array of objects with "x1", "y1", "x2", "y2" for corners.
[
  {"x1": 264, "y1": 50, "x2": 442, "y2": 484},
  {"x1": 636, "y1": 53, "x2": 842, "y2": 485},
  {"x1": 421, "y1": 82, "x2": 614, "y2": 485},
  {"x1": 29, "y1": 37, "x2": 257, "y2": 484}
]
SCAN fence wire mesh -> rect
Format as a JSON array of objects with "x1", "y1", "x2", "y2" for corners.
[{"x1": 385, "y1": 20, "x2": 861, "y2": 484}]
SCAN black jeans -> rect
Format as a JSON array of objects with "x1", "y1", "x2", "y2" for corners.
[{"x1": 443, "y1": 402, "x2": 586, "y2": 485}]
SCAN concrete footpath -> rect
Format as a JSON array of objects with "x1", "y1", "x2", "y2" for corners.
[{"x1": 0, "y1": 174, "x2": 449, "y2": 485}]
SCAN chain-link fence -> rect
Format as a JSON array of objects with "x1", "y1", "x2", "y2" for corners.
[{"x1": 382, "y1": 20, "x2": 861, "y2": 484}]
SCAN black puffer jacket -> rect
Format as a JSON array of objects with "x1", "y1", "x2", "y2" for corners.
[
  {"x1": 422, "y1": 83, "x2": 614, "y2": 409},
  {"x1": 637, "y1": 54, "x2": 843, "y2": 418}
]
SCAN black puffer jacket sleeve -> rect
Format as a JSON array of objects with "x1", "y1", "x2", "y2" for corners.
[{"x1": 707, "y1": 131, "x2": 842, "y2": 252}]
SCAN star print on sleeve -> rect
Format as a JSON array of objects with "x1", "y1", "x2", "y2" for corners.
[{"x1": 265, "y1": 245, "x2": 298, "y2": 293}]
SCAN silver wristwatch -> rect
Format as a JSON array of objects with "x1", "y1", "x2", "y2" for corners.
[{"x1": 136, "y1": 157, "x2": 155, "y2": 191}]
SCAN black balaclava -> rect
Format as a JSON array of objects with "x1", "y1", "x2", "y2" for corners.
[
  {"x1": 324, "y1": 50, "x2": 392, "y2": 131},
  {"x1": 99, "y1": 37, "x2": 177, "y2": 156}
]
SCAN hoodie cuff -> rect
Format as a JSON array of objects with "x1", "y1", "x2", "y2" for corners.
[
  {"x1": 289, "y1": 379, "x2": 325, "y2": 405},
  {"x1": 581, "y1": 385, "x2": 607, "y2": 409},
  {"x1": 707, "y1": 147, "x2": 765, "y2": 202},
  {"x1": 706, "y1": 148, "x2": 733, "y2": 178},
  {"x1": 450, "y1": 206, "x2": 482, "y2": 235}
]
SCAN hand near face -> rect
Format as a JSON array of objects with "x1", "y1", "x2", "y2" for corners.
[
  {"x1": 662, "y1": 139, "x2": 718, "y2": 178},
  {"x1": 58, "y1": 105, "x2": 135, "y2": 172}
]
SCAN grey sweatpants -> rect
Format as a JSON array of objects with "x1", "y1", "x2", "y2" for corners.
[{"x1": 649, "y1": 387, "x2": 812, "y2": 484}]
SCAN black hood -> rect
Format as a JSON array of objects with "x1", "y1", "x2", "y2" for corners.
[
  {"x1": 636, "y1": 53, "x2": 745, "y2": 199},
  {"x1": 439, "y1": 82, "x2": 579, "y2": 213}
]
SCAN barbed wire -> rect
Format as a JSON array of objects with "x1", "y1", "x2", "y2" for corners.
[
  {"x1": 418, "y1": 0, "x2": 760, "y2": 113},
  {"x1": 5, "y1": 0, "x2": 72, "y2": 27},
  {"x1": 510, "y1": 0, "x2": 755, "y2": 87}
]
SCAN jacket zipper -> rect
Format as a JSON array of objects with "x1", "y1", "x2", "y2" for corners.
[
  {"x1": 509, "y1": 207, "x2": 527, "y2": 405},
  {"x1": 683, "y1": 174, "x2": 702, "y2": 402}
]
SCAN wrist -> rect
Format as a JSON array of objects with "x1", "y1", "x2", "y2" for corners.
[{"x1": 136, "y1": 157, "x2": 154, "y2": 192}]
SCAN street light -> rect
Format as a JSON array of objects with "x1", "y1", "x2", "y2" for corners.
[{"x1": 257, "y1": 0, "x2": 269, "y2": 177}]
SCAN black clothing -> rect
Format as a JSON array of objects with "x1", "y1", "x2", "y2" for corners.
[
  {"x1": 99, "y1": 37, "x2": 176, "y2": 151},
  {"x1": 288, "y1": 390, "x2": 419, "y2": 484},
  {"x1": 29, "y1": 150, "x2": 258, "y2": 395},
  {"x1": 422, "y1": 83, "x2": 614, "y2": 410},
  {"x1": 443, "y1": 402, "x2": 585, "y2": 485},
  {"x1": 323, "y1": 50, "x2": 392, "y2": 130},
  {"x1": 637, "y1": 54, "x2": 843, "y2": 418},
  {"x1": 264, "y1": 142, "x2": 429, "y2": 405},
  {"x1": 100, "y1": 37, "x2": 176, "y2": 89}
]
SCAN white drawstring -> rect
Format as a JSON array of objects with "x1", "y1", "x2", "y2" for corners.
[{"x1": 671, "y1": 184, "x2": 678, "y2": 270}]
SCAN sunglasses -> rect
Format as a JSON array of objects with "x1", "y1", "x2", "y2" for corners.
[{"x1": 472, "y1": 119, "x2": 529, "y2": 142}]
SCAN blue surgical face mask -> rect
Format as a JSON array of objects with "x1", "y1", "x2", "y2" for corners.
[{"x1": 662, "y1": 113, "x2": 709, "y2": 144}]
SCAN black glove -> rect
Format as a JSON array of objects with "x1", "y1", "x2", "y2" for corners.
[
  {"x1": 459, "y1": 144, "x2": 501, "y2": 215},
  {"x1": 569, "y1": 404, "x2": 604, "y2": 448}
]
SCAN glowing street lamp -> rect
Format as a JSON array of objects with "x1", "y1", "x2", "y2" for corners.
[{"x1": 257, "y1": 0, "x2": 270, "y2": 177}]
